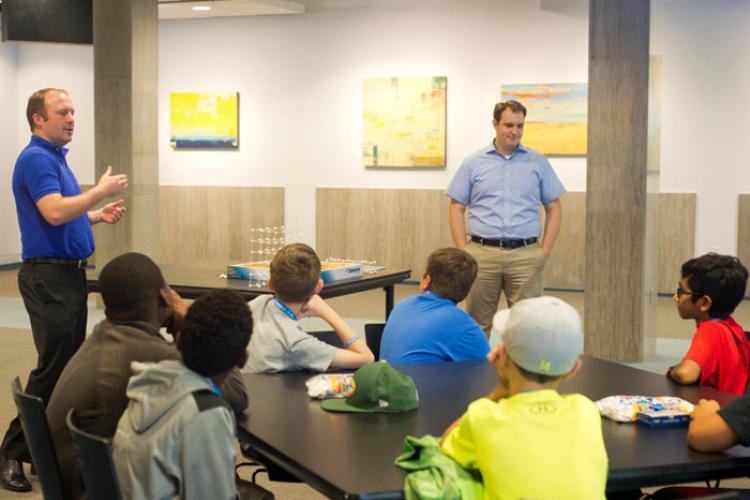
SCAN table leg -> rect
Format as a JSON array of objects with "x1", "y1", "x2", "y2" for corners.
[{"x1": 384, "y1": 285, "x2": 395, "y2": 319}]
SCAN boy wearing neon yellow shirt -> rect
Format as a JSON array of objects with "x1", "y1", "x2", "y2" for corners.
[{"x1": 441, "y1": 296, "x2": 608, "y2": 500}]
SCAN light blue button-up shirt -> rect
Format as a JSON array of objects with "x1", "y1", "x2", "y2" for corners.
[{"x1": 446, "y1": 142, "x2": 566, "y2": 239}]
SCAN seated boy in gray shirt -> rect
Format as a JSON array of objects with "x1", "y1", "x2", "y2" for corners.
[{"x1": 243, "y1": 243, "x2": 374, "y2": 373}]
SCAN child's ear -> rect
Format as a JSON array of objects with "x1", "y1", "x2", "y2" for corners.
[
  {"x1": 562, "y1": 357, "x2": 583, "y2": 381},
  {"x1": 236, "y1": 348, "x2": 249, "y2": 369},
  {"x1": 314, "y1": 278, "x2": 324, "y2": 294},
  {"x1": 419, "y1": 275, "x2": 432, "y2": 293},
  {"x1": 699, "y1": 295, "x2": 713, "y2": 313},
  {"x1": 158, "y1": 286, "x2": 170, "y2": 308},
  {"x1": 267, "y1": 278, "x2": 275, "y2": 291}
]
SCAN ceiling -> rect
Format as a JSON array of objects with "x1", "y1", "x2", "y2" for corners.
[
  {"x1": 158, "y1": 0, "x2": 305, "y2": 19},
  {"x1": 157, "y1": 0, "x2": 587, "y2": 21}
]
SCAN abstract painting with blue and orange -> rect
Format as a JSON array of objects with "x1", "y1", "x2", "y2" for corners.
[{"x1": 501, "y1": 83, "x2": 587, "y2": 156}]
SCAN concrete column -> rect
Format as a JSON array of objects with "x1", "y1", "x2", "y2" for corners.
[
  {"x1": 585, "y1": 0, "x2": 658, "y2": 361},
  {"x1": 92, "y1": 0, "x2": 159, "y2": 266}
]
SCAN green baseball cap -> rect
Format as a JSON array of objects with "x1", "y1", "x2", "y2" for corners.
[{"x1": 320, "y1": 361, "x2": 419, "y2": 413}]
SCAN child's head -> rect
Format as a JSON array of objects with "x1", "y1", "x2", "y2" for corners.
[
  {"x1": 99, "y1": 252, "x2": 169, "y2": 323},
  {"x1": 421, "y1": 248, "x2": 478, "y2": 303},
  {"x1": 491, "y1": 296, "x2": 583, "y2": 385},
  {"x1": 269, "y1": 243, "x2": 322, "y2": 303},
  {"x1": 178, "y1": 290, "x2": 252, "y2": 377},
  {"x1": 677, "y1": 253, "x2": 748, "y2": 320}
]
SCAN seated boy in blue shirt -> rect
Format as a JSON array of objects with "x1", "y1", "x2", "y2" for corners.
[
  {"x1": 244, "y1": 243, "x2": 374, "y2": 373},
  {"x1": 380, "y1": 248, "x2": 490, "y2": 364}
]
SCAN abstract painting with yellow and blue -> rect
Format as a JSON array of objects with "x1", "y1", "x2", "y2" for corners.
[
  {"x1": 363, "y1": 76, "x2": 447, "y2": 168},
  {"x1": 501, "y1": 83, "x2": 587, "y2": 156},
  {"x1": 170, "y1": 92, "x2": 239, "y2": 149}
]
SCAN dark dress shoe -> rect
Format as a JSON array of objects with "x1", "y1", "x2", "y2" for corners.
[{"x1": 0, "y1": 458, "x2": 32, "y2": 492}]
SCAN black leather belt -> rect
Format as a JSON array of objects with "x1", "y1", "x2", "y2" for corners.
[
  {"x1": 24, "y1": 258, "x2": 88, "y2": 269},
  {"x1": 470, "y1": 236, "x2": 538, "y2": 249}
]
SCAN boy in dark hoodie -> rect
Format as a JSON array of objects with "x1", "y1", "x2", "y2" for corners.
[{"x1": 113, "y1": 290, "x2": 251, "y2": 499}]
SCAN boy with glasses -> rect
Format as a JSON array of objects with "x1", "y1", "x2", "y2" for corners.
[{"x1": 667, "y1": 253, "x2": 749, "y2": 394}]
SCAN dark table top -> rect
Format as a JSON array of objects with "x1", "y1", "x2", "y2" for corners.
[
  {"x1": 87, "y1": 261, "x2": 411, "y2": 300},
  {"x1": 238, "y1": 356, "x2": 750, "y2": 499}
]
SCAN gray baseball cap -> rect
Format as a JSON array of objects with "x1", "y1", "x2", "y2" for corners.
[{"x1": 492, "y1": 296, "x2": 583, "y2": 376}]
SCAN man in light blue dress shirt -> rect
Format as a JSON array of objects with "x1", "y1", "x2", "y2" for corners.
[{"x1": 446, "y1": 100, "x2": 566, "y2": 335}]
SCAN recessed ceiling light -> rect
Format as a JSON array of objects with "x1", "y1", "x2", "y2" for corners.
[{"x1": 192, "y1": 5, "x2": 211, "y2": 11}]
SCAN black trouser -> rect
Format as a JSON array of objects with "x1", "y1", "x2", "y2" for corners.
[{"x1": 1, "y1": 262, "x2": 88, "y2": 462}]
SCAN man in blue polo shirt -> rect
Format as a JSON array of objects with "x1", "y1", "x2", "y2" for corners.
[
  {"x1": 446, "y1": 100, "x2": 565, "y2": 335},
  {"x1": 1, "y1": 88, "x2": 128, "y2": 492}
]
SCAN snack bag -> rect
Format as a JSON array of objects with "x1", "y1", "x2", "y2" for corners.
[
  {"x1": 596, "y1": 395, "x2": 694, "y2": 423},
  {"x1": 306, "y1": 373, "x2": 356, "y2": 399}
]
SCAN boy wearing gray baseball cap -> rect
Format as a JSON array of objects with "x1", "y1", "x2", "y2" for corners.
[{"x1": 440, "y1": 296, "x2": 608, "y2": 499}]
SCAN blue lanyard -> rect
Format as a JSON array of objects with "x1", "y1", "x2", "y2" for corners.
[
  {"x1": 210, "y1": 381, "x2": 222, "y2": 396},
  {"x1": 274, "y1": 297, "x2": 297, "y2": 320}
]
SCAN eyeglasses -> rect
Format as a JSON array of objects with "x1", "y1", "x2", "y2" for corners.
[{"x1": 676, "y1": 286, "x2": 705, "y2": 298}]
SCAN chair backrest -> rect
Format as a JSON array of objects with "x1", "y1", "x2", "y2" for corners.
[
  {"x1": 10, "y1": 376, "x2": 64, "y2": 500},
  {"x1": 309, "y1": 326, "x2": 384, "y2": 360},
  {"x1": 66, "y1": 408, "x2": 123, "y2": 500},
  {"x1": 308, "y1": 330, "x2": 344, "y2": 348},
  {"x1": 364, "y1": 323, "x2": 385, "y2": 361}
]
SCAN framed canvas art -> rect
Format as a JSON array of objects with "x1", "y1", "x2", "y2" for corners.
[
  {"x1": 500, "y1": 83, "x2": 587, "y2": 156},
  {"x1": 363, "y1": 76, "x2": 447, "y2": 168},
  {"x1": 170, "y1": 92, "x2": 239, "y2": 149}
]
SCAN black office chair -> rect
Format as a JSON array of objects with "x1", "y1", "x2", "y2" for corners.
[
  {"x1": 65, "y1": 408, "x2": 123, "y2": 500},
  {"x1": 10, "y1": 376, "x2": 64, "y2": 500},
  {"x1": 308, "y1": 330, "x2": 344, "y2": 348},
  {"x1": 310, "y1": 325, "x2": 384, "y2": 360},
  {"x1": 364, "y1": 322, "x2": 385, "y2": 360}
]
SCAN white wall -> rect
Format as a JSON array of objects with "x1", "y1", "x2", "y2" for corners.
[
  {"x1": 15, "y1": 44, "x2": 95, "y2": 183},
  {"x1": 659, "y1": 0, "x2": 750, "y2": 255},
  {"x1": 0, "y1": 41, "x2": 18, "y2": 263},
  {"x1": 158, "y1": 0, "x2": 589, "y2": 243},
  {"x1": 7, "y1": 0, "x2": 750, "y2": 257}
]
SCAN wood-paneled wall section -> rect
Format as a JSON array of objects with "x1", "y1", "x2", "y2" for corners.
[
  {"x1": 542, "y1": 193, "x2": 585, "y2": 290},
  {"x1": 159, "y1": 186, "x2": 284, "y2": 263},
  {"x1": 316, "y1": 188, "x2": 454, "y2": 278},
  {"x1": 86, "y1": 185, "x2": 284, "y2": 264},
  {"x1": 316, "y1": 188, "x2": 696, "y2": 294},
  {"x1": 657, "y1": 193, "x2": 696, "y2": 293},
  {"x1": 738, "y1": 195, "x2": 750, "y2": 296},
  {"x1": 87, "y1": 185, "x2": 284, "y2": 263}
]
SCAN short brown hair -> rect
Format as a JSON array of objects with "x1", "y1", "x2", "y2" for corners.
[
  {"x1": 26, "y1": 88, "x2": 67, "y2": 132},
  {"x1": 493, "y1": 100, "x2": 527, "y2": 122},
  {"x1": 424, "y1": 248, "x2": 478, "y2": 303},
  {"x1": 270, "y1": 243, "x2": 321, "y2": 303}
]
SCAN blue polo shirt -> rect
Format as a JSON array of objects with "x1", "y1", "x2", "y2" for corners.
[
  {"x1": 380, "y1": 292, "x2": 490, "y2": 365},
  {"x1": 446, "y1": 142, "x2": 566, "y2": 239},
  {"x1": 12, "y1": 135, "x2": 94, "y2": 260}
]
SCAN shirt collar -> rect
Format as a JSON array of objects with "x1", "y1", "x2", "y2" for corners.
[
  {"x1": 30, "y1": 134, "x2": 69, "y2": 157},
  {"x1": 107, "y1": 319, "x2": 163, "y2": 338},
  {"x1": 421, "y1": 290, "x2": 454, "y2": 304},
  {"x1": 483, "y1": 140, "x2": 528, "y2": 157}
]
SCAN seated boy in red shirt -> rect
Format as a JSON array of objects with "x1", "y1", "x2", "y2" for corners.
[{"x1": 668, "y1": 253, "x2": 749, "y2": 395}]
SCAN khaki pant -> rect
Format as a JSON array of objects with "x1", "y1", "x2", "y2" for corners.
[{"x1": 464, "y1": 241, "x2": 546, "y2": 336}]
